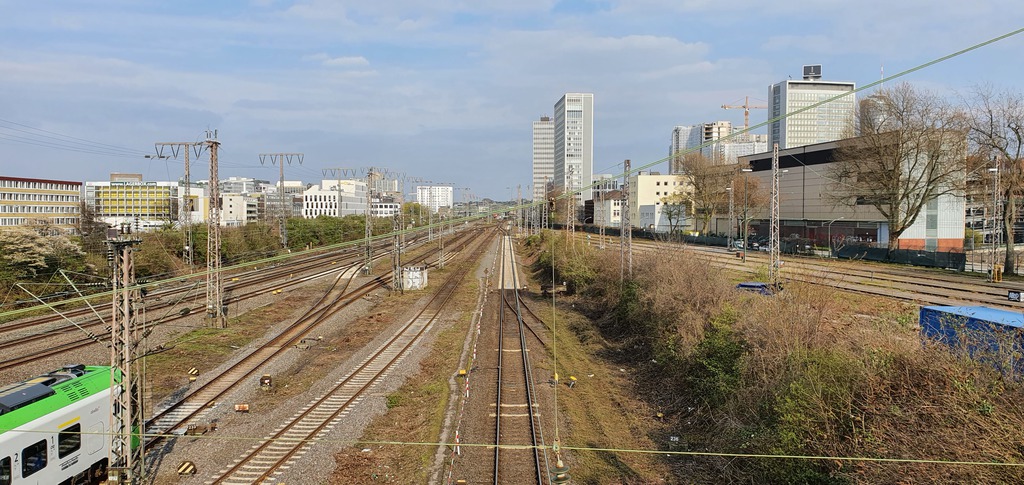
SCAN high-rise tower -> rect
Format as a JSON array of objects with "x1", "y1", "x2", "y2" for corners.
[
  {"x1": 768, "y1": 65, "x2": 855, "y2": 149},
  {"x1": 553, "y1": 93, "x2": 594, "y2": 204},
  {"x1": 532, "y1": 116, "x2": 554, "y2": 201}
]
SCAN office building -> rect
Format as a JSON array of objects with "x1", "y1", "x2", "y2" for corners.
[
  {"x1": 303, "y1": 179, "x2": 368, "y2": 218},
  {"x1": 84, "y1": 174, "x2": 180, "y2": 231},
  {"x1": 553, "y1": 93, "x2": 594, "y2": 204},
  {"x1": 768, "y1": 65, "x2": 856, "y2": 149},
  {"x1": 0, "y1": 176, "x2": 81, "y2": 233},
  {"x1": 532, "y1": 116, "x2": 555, "y2": 201}
]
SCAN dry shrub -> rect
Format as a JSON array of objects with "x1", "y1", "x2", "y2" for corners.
[{"x1": 718, "y1": 279, "x2": 1024, "y2": 483}]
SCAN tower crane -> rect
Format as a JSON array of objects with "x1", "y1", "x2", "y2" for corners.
[{"x1": 721, "y1": 96, "x2": 767, "y2": 139}]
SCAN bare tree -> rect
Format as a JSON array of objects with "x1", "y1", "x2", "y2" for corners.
[
  {"x1": 660, "y1": 191, "x2": 690, "y2": 241},
  {"x1": 965, "y1": 86, "x2": 1024, "y2": 274},
  {"x1": 735, "y1": 171, "x2": 769, "y2": 242},
  {"x1": 676, "y1": 152, "x2": 731, "y2": 234},
  {"x1": 828, "y1": 83, "x2": 968, "y2": 250}
]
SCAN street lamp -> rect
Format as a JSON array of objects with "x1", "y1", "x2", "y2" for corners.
[
  {"x1": 726, "y1": 186, "x2": 734, "y2": 249},
  {"x1": 827, "y1": 216, "x2": 844, "y2": 257},
  {"x1": 741, "y1": 167, "x2": 753, "y2": 262}
]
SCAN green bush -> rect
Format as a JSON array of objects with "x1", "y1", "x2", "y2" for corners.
[{"x1": 687, "y1": 312, "x2": 744, "y2": 408}]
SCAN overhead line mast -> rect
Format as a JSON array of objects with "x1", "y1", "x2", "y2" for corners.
[
  {"x1": 206, "y1": 130, "x2": 225, "y2": 328},
  {"x1": 153, "y1": 141, "x2": 205, "y2": 268},
  {"x1": 258, "y1": 152, "x2": 304, "y2": 248}
]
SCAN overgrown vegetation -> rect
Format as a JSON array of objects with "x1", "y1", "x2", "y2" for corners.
[
  {"x1": 0, "y1": 215, "x2": 380, "y2": 316},
  {"x1": 526, "y1": 235, "x2": 1024, "y2": 483}
]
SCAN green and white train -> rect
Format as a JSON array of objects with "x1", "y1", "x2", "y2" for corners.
[{"x1": 0, "y1": 365, "x2": 115, "y2": 485}]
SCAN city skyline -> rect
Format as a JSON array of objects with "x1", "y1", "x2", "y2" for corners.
[{"x1": 0, "y1": 2, "x2": 1021, "y2": 200}]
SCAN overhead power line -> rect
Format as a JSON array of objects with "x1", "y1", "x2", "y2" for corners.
[{"x1": 0, "y1": 118, "x2": 150, "y2": 158}]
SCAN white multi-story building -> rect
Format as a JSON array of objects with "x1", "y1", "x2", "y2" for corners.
[
  {"x1": 220, "y1": 177, "x2": 267, "y2": 195},
  {"x1": 302, "y1": 179, "x2": 368, "y2": 218},
  {"x1": 627, "y1": 172, "x2": 693, "y2": 233},
  {"x1": 532, "y1": 116, "x2": 555, "y2": 201},
  {"x1": 671, "y1": 122, "x2": 768, "y2": 171},
  {"x1": 221, "y1": 194, "x2": 259, "y2": 227},
  {"x1": 0, "y1": 176, "x2": 81, "y2": 233},
  {"x1": 712, "y1": 134, "x2": 769, "y2": 164},
  {"x1": 592, "y1": 190, "x2": 622, "y2": 227},
  {"x1": 768, "y1": 65, "x2": 856, "y2": 149},
  {"x1": 416, "y1": 185, "x2": 453, "y2": 213},
  {"x1": 371, "y1": 202, "x2": 401, "y2": 218},
  {"x1": 553, "y1": 93, "x2": 594, "y2": 204}
]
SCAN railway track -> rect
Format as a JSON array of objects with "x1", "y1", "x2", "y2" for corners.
[
  {"x1": 0, "y1": 233, "x2": 438, "y2": 372},
  {"x1": 144, "y1": 228, "x2": 484, "y2": 448},
  {"x1": 204, "y1": 227, "x2": 494, "y2": 484},
  {"x1": 490, "y1": 233, "x2": 547, "y2": 484},
  {"x1": 588, "y1": 234, "x2": 1024, "y2": 309}
]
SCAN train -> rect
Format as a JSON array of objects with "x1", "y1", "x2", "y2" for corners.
[{"x1": 0, "y1": 365, "x2": 115, "y2": 484}]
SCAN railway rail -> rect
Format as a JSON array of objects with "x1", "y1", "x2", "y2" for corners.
[
  {"x1": 144, "y1": 228, "x2": 484, "y2": 449},
  {"x1": 585, "y1": 234, "x2": 1024, "y2": 309},
  {"x1": 0, "y1": 232, "x2": 436, "y2": 371},
  {"x1": 204, "y1": 227, "x2": 495, "y2": 484},
  {"x1": 490, "y1": 233, "x2": 547, "y2": 484}
]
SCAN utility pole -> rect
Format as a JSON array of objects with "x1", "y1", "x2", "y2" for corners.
[
  {"x1": 597, "y1": 189, "x2": 606, "y2": 248},
  {"x1": 621, "y1": 160, "x2": 632, "y2": 281},
  {"x1": 206, "y1": 131, "x2": 225, "y2": 328},
  {"x1": 542, "y1": 177, "x2": 549, "y2": 231},
  {"x1": 392, "y1": 213, "x2": 402, "y2": 293},
  {"x1": 566, "y1": 166, "x2": 576, "y2": 245},
  {"x1": 768, "y1": 143, "x2": 781, "y2": 287},
  {"x1": 517, "y1": 184, "x2": 522, "y2": 236},
  {"x1": 259, "y1": 152, "x2": 303, "y2": 249},
  {"x1": 152, "y1": 142, "x2": 205, "y2": 268},
  {"x1": 727, "y1": 181, "x2": 735, "y2": 249},
  {"x1": 106, "y1": 230, "x2": 143, "y2": 484},
  {"x1": 363, "y1": 167, "x2": 380, "y2": 275}
]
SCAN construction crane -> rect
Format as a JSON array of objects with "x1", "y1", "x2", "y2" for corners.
[{"x1": 721, "y1": 96, "x2": 767, "y2": 138}]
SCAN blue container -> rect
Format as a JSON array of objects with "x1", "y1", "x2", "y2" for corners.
[{"x1": 919, "y1": 305, "x2": 1024, "y2": 377}]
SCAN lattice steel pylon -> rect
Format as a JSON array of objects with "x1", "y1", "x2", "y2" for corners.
[
  {"x1": 106, "y1": 235, "x2": 143, "y2": 484},
  {"x1": 364, "y1": 167, "x2": 379, "y2": 275},
  {"x1": 154, "y1": 142, "x2": 205, "y2": 268},
  {"x1": 206, "y1": 131, "x2": 226, "y2": 328},
  {"x1": 620, "y1": 159, "x2": 632, "y2": 280},
  {"x1": 566, "y1": 166, "x2": 576, "y2": 245},
  {"x1": 258, "y1": 152, "x2": 303, "y2": 248},
  {"x1": 768, "y1": 143, "x2": 781, "y2": 286},
  {"x1": 392, "y1": 213, "x2": 402, "y2": 294}
]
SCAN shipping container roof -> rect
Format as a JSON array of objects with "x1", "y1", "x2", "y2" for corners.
[{"x1": 922, "y1": 306, "x2": 1024, "y2": 329}]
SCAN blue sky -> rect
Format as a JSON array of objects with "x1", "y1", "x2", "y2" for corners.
[{"x1": 1, "y1": 1, "x2": 1021, "y2": 200}]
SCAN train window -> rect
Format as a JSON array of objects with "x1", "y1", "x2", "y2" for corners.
[
  {"x1": 59, "y1": 423, "x2": 82, "y2": 458},
  {"x1": 21, "y1": 440, "x2": 47, "y2": 477},
  {"x1": 0, "y1": 456, "x2": 9, "y2": 485}
]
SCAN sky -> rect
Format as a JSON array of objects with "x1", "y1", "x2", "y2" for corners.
[{"x1": 0, "y1": 1, "x2": 1021, "y2": 201}]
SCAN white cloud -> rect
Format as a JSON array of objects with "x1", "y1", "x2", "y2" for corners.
[{"x1": 322, "y1": 55, "x2": 370, "y2": 67}]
